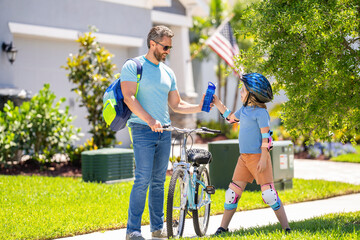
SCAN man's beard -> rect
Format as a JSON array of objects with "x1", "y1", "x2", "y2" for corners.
[{"x1": 154, "y1": 49, "x2": 167, "y2": 62}]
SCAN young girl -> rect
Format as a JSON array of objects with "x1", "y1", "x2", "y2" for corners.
[{"x1": 213, "y1": 73, "x2": 291, "y2": 235}]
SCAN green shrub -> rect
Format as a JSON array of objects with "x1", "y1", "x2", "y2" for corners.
[
  {"x1": 225, "y1": 123, "x2": 240, "y2": 139},
  {"x1": 0, "y1": 84, "x2": 81, "y2": 165},
  {"x1": 330, "y1": 145, "x2": 360, "y2": 163},
  {"x1": 66, "y1": 138, "x2": 99, "y2": 167},
  {"x1": 63, "y1": 28, "x2": 117, "y2": 148},
  {"x1": 0, "y1": 102, "x2": 28, "y2": 165}
]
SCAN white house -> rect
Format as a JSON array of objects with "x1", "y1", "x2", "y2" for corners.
[{"x1": 0, "y1": 0, "x2": 209, "y2": 148}]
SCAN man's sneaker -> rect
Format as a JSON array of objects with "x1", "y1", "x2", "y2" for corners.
[
  {"x1": 151, "y1": 228, "x2": 167, "y2": 238},
  {"x1": 126, "y1": 231, "x2": 145, "y2": 240},
  {"x1": 285, "y1": 228, "x2": 291, "y2": 234},
  {"x1": 214, "y1": 227, "x2": 229, "y2": 236}
]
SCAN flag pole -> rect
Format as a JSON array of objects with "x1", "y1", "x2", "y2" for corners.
[
  {"x1": 189, "y1": 42, "x2": 207, "y2": 61},
  {"x1": 190, "y1": 13, "x2": 235, "y2": 61}
]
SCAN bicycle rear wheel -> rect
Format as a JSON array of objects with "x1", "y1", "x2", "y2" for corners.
[
  {"x1": 192, "y1": 165, "x2": 211, "y2": 236},
  {"x1": 166, "y1": 169, "x2": 187, "y2": 238}
]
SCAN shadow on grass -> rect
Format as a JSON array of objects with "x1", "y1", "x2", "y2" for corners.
[{"x1": 210, "y1": 211, "x2": 360, "y2": 239}]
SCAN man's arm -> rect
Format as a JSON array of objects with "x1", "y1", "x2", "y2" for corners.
[
  {"x1": 121, "y1": 81, "x2": 162, "y2": 132},
  {"x1": 168, "y1": 90, "x2": 204, "y2": 114}
]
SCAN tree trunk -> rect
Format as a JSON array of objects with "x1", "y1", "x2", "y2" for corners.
[
  {"x1": 232, "y1": 77, "x2": 240, "y2": 112},
  {"x1": 217, "y1": 57, "x2": 222, "y2": 122},
  {"x1": 224, "y1": 76, "x2": 228, "y2": 107}
]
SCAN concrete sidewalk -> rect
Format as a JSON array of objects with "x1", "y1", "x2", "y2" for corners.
[
  {"x1": 59, "y1": 193, "x2": 360, "y2": 240},
  {"x1": 59, "y1": 158, "x2": 360, "y2": 240},
  {"x1": 294, "y1": 159, "x2": 360, "y2": 185}
]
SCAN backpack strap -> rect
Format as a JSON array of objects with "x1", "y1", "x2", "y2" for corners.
[
  {"x1": 129, "y1": 58, "x2": 143, "y2": 97},
  {"x1": 126, "y1": 58, "x2": 143, "y2": 142}
]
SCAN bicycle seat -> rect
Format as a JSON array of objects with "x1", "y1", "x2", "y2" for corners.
[{"x1": 186, "y1": 149, "x2": 212, "y2": 165}]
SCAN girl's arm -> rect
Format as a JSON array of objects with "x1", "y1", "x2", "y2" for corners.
[
  {"x1": 213, "y1": 95, "x2": 239, "y2": 122},
  {"x1": 257, "y1": 126, "x2": 271, "y2": 173}
]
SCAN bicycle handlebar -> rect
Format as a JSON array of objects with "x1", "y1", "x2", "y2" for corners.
[
  {"x1": 200, "y1": 127, "x2": 222, "y2": 134},
  {"x1": 157, "y1": 125, "x2": 221, "y2": 135}
]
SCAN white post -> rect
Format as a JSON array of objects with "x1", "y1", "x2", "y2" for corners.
[
  {"x1": 170, "y1": 25, "x2": 197, "y2": 99},
  {"x1": 169, "y1": 25, "x2": 198, "y2": 128}
]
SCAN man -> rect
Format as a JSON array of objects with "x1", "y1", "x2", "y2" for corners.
[{"x1": 121, "y1": 25, "x2": 206, "y2": 240}]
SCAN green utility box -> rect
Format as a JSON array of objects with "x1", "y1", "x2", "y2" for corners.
[
  {"x1": 208, "y1": 140, "x2": 294, "y2": 191},
  {"x1": 81, "y1": 148, "x2": 134, "y2": 183},
  {"x1": 271, "y1": 141, "x2": 294, "y2": 189}
]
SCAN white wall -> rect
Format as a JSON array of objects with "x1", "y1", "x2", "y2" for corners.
[{"x1": 11, "y1": 35, "x2": 131, "y2": 145}]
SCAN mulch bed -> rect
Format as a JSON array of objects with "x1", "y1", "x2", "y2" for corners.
[
  {"x1": 0, "y1": 159, "x2": 82, "y2": 177},
  {"x1": 295, "y1": 151, "x2": 330, "y2": 161},
  {"x1": 0, "y1": 149, "x2": 330, "y2": 178}
]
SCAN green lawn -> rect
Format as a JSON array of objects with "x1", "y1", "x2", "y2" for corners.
[
  {"x1": 208, "y1": 211, "x2": 360, "y2": 240},
  {"x1": 1, "y1": 175, "x2": 360, "y2": 240},
  {"x1": 331, "y1": 145, "x2": 360, "y2": 163}
]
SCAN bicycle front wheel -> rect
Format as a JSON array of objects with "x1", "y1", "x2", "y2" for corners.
[
  {"x1": 166, "y1": 169, "x2": 187, "y2": 238},
  {"x1": 192, "y1": 165, "x2": 211, "y2": 236}
]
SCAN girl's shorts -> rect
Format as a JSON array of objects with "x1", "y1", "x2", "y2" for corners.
[{"x1": 232, "y1": 153, "x2": 274, "y2": 185}]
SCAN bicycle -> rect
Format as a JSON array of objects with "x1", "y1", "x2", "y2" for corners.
[{"x1": 157, "y1": 125, "x2": 221, "y2": 238}]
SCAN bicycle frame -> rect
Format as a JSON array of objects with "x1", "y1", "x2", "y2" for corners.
[
  {"x1": 164, "y1": 125, "x2": 219, "y2": 237},
  {"x1": 173, "y1": 133, "x2": 211, "y2": 212}
]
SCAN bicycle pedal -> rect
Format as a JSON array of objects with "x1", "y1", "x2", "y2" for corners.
[{"x1": 205, "y1": 185, "x2": 215, "y2": 194}]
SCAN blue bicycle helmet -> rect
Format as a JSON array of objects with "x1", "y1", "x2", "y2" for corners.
[{"x1": 241, "y1": 73, "x2": 273, "y2": 103}]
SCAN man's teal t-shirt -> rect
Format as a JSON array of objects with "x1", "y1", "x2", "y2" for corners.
[
  {"x1": 120, "y1": 55, "x2": 177, "y2": 126},
  {"x1": 234, "y1": 106, "x2": 270, "y2": 154}
]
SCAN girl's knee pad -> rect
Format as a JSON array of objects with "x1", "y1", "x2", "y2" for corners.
[
  {"x1": 261, "y1": 188, "x2": 281, "y2": 211},
  {"x1": 224, "y1": 188, "x2": 240, "y2": 210},
  {"x1": 224, "y1": 182, "x2": 242, "y2": 210}
]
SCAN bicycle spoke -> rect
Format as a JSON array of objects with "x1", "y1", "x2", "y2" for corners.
[
  {"x1": 192, "y1": 166, "x2": 211, "y2": 237},
  {"x1": 167, "y1": 170, "x2": 187, "y2": 238}
]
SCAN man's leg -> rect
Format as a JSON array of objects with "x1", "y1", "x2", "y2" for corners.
[
  {"x1": 127, "y1": 124, "x2": 157, "y2": 234},
  {"x1": 148, "y1": 131, "x2": 171, "y2": 233}
]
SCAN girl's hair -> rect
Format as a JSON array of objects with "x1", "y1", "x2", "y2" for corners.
[
  {"x1": 243, "y1": 87, "x2": 267, "y2": 109},
  {"x1": 246, "y1": 93, "x2": 267, "y2": 109},
  {"x1": 147, "y1": 25, "x2": 174, "y2": 48}
]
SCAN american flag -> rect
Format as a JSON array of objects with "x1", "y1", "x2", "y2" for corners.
[{"x1": 205, "y1": 20, "x2": 240, "y2": 74}]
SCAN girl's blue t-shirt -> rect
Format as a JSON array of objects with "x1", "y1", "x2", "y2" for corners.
[
  {"x1": 120, "y1": 56, "x2": 177, "y2": 126},
  {"x1": 234, "y1": 106, "x2": 270, "y2": 154}
]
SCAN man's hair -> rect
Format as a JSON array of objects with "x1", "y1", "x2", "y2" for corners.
[{"x1": 147, "y1": 25, "x2": 174, "y2": 48}]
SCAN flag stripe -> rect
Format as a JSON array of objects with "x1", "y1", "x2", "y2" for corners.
[
  {"x1": 208, "y1": 38, "x2": 235, "y2": 66},
  {"x1": 216, "y1": 34, "x2": 238, "y2": 56},
  {"x1": 205, "y1": 21, "x2": 240, "y2": 75},
  {"x1": 214, "y1": 36, "x2": 235, "y2": 60},
  {"x1": 208, "y1": 45, "x2": 234, "y2": 67},
  {"x1": 207, "y1": 35, "x2": 234, "y2": 59}
]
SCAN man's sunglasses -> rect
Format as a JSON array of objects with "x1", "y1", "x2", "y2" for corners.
[{"x1": 152, "y1": 40, "x2": 172, "y2": 51}]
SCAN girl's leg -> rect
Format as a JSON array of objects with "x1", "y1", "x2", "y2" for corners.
[
  {"x1": 261, "y1": 183, "x2": 290, "y2": 230},
  {"x1": 215, "y1": 154, "x2": 254, "y2": 235},
  {"x1": 216, "y1": 154, "x2": 254, "y2": 234},
  {"x1": 274, "y1": 205, "x2": 290, "y2": 230},
  {"x1": 219, "y1": 180, "x2": 247, "y2": 229}
]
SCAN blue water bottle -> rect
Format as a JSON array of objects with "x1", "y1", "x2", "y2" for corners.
[{"x1": 201, "y1": 82, "x2": 216, "y2": 112}]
